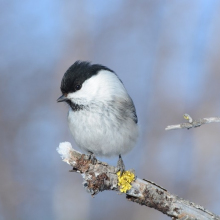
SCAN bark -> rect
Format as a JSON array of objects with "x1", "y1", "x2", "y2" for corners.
[{"x1": 57, "y1": 142, "x2": 220, "y2": 220}]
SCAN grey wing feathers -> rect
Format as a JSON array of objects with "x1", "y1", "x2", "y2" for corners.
[
  {"x1": 128, "y1": 98, "x2": 138, "y2": 124},
  {"x1": 113, "y1": 96, "x2": 138, "y2": 124}
]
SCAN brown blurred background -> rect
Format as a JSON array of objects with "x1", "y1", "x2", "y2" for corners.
[{"x1": 1, "y1": 0, "x2": 220, "y2": 219}]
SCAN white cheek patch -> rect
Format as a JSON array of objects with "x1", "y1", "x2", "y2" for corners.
[
  {"x1": 67, "y1": 70, "x2": 128, "y2": 105},
  {"x1": 67, "y1": 78, "x2": 98, "y2": 105}
]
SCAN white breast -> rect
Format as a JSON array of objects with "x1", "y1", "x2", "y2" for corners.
[{"x1": 68, "y1": 103, "x2": 138, "y2": 157}]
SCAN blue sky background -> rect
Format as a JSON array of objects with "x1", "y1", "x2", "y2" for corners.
[{"x1": 1, "y1": 1, "x2": 220, "y2": 219}]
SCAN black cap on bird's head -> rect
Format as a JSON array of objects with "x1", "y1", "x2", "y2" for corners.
[{"x1": 57, "y1": 61, "x2": 114, "y2": 103}]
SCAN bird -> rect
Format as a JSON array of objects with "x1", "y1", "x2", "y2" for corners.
[{"x1": 57, "y1": 61, "x2": 138, "y2": 174}]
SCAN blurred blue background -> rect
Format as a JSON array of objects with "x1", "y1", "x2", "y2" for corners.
[{"x1": 1, "y1": 0, "x2": 220, "y2": 219}]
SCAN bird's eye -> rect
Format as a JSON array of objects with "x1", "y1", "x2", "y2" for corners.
[{"x1": 75, "y1": 84, "x2": 81, "y2": 91}]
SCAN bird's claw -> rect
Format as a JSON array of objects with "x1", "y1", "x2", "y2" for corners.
[
  {"x1": 88, "y1": 151, "x2": 97, "y2": 165},
  {"x1": 117, "y1": 155, "x2": 125, "y2": 176}
]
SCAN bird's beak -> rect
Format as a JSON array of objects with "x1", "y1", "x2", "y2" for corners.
[{"x1": 57, "y1": 95, "x2": 68, "y2": 102}]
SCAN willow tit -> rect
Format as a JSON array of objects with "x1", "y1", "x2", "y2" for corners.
[{"x1": 57, "y1": 61, "x2": 138, "y2": 173}]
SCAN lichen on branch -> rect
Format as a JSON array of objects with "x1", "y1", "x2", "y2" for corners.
[{"x1": 57, "y1": 142, "x2": 220, "y2": 220}]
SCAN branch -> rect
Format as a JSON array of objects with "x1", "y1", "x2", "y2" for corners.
[
  {"x1": 165, "y1": 114, "x2": 220, "y2": 130},
  {"x1": 57, "y1": 142, "x2": 220, "y2": 220}
]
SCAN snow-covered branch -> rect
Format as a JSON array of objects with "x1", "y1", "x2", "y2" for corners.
[{"x1": 57, "y1": 142, "x2": 220, "y2": 220}]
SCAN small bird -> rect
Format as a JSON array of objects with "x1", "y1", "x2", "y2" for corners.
[{"x1": 57, "y1": 61, "x2": 138, "y2": 173}]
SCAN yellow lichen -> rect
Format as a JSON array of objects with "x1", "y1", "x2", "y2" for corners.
[
  {"x1": 117, "y1": 171, "x2": 135, "y2": 193},
  {"x1": 183, "y1": 114, "x2": 189, "y2": 120}
]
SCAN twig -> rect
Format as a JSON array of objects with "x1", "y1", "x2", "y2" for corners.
[
  {"x1": 165, "y1": 114, "x2": 220, "y2": 130},
  {"x1": 57, "y1": 142, "x2": 220, "y2": 220}
]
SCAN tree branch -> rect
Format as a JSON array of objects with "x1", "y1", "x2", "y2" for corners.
[
  {"x1": 57, "y1": 142, "x2": 220, "y2": 220},
  {"x1": 165, "y1": 114, "x2": 220, "y2": 130}
]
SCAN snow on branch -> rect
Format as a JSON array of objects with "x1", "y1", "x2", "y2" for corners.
[
  {"x1": 57, "y1": 142, "x2": 220, "y2": 220},
  {"x1": 165, "y1": 114, "x2": 220, "y2": 131}
]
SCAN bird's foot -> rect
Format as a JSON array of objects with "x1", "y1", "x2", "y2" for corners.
[
  {"x1": 69, "y1": 167, "x2": 78, "y2": 172},
  {"x1": 88, "y1": 151, "x2": 97, "y2": 165},
  {"x1": 117, "y1": 154, "x2": 125, "y2": 176}
]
